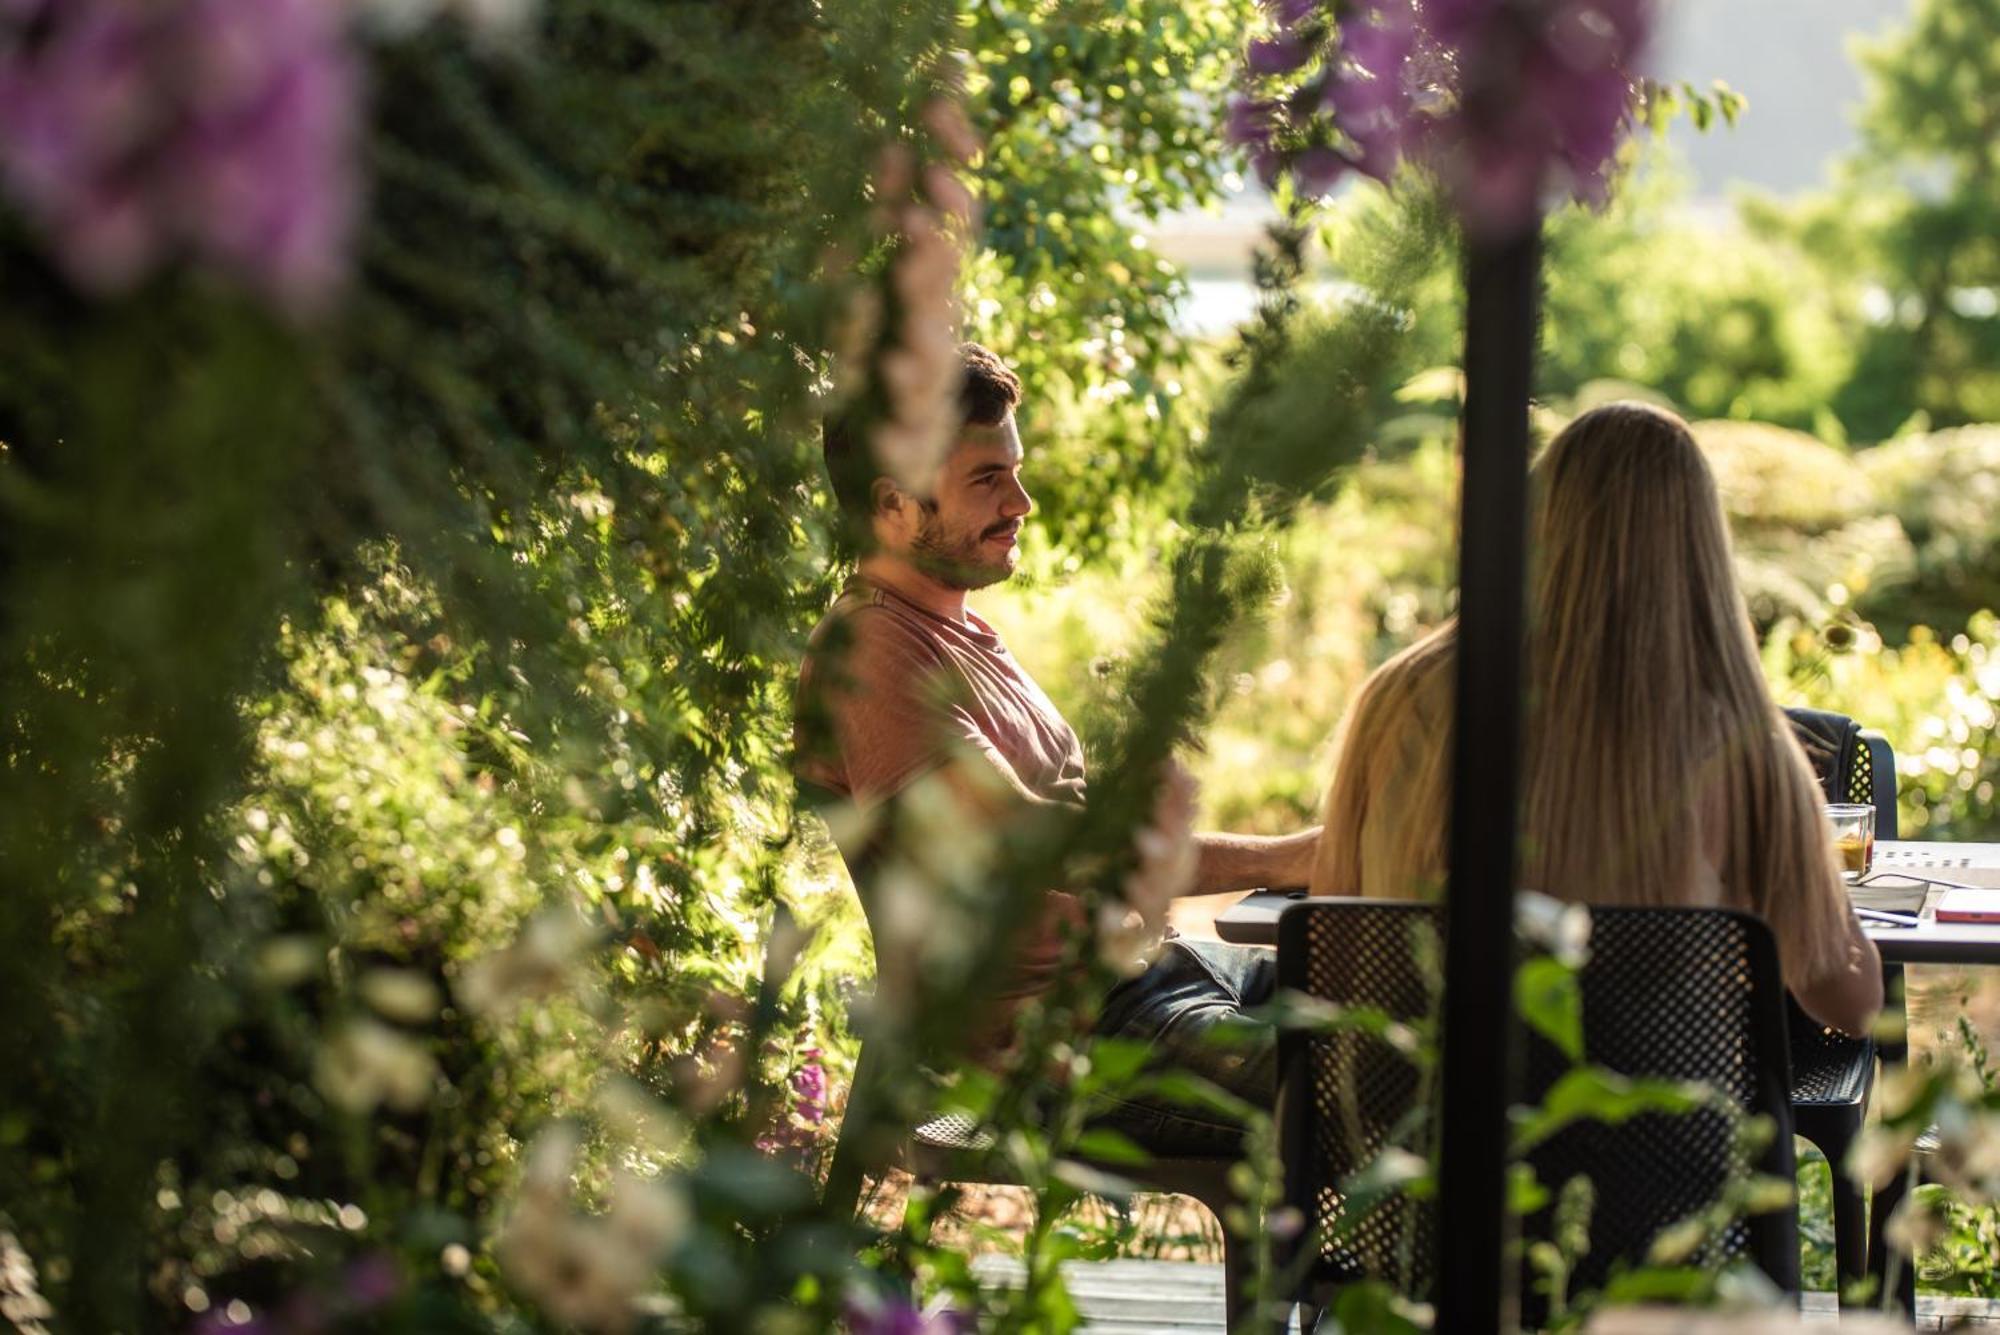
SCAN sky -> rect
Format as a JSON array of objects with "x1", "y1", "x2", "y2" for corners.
[{"x1": 1653, "y1": 0, "x2": 1913, "y2": 197}]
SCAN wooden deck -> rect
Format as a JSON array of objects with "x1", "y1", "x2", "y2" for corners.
[{"x1": 971, "y1": 1257, "x2": 2000, "y2": 1331}]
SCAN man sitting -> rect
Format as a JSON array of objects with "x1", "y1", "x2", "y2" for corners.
[{"x1": 793, "y1": 342, "x2": 1318, "y2": 1153}]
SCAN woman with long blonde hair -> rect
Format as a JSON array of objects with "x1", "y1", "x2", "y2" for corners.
[{"x1": 1312, "y1": 401, "x2": 1881, "y2": 1034}]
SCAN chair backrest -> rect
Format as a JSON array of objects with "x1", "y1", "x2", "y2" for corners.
[
  {"x1": 1781, "y1": 706, "x2": 1899, "y2": 839},
  {"x1": 1275, "y1": 899, "x2": 1799, "y2": 1308}
]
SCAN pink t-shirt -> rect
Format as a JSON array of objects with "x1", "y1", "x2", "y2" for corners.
[{"x1": 794, "y1": 575, "x2": 1088, "y2": 1049}]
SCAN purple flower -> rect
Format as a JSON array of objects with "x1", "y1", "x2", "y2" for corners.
[
  {"x1": 756, "y1": 1042, "x2": 831, "y2": 1156},
  {"x1": 1341, "y1": 0, "x2": 1418, "y2": 84},
  {"x1": 1289, "y1": 145, "x2": 1350, "y2": 196},
  {"x1": 1224, "y1": 93, "x2": 1279, "y2": 149},
  {"x1": 1235, "y1": 0, "x2": 1656, "y2": 228},
  {"x1": 1263, "y1": 0, "x2": 1320, "y2": 23},
  {"x1": 0, "y1": 0, "x2": 361, "y2": 316},
  {"x1": 341, "y1": 1251, "x2": 403, "y2": 1310},
  {"x1": 844, "y1": 1293, "x2": 975, "y2": 1335},
  {"x1": 1246, "y1": 34, "x2": 1311, "y2": 77},
  {"x1": 791, "y1": 1047, "x2": 827, "y2": 1123}
]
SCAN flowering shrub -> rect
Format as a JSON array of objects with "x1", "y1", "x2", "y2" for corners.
[
  {"x1": 0, "y1": 0, "x2": 1992, "y2": 1328},
  {"x1": 1226, "y1": 0, "x2": 1659, "y2": 229},
  {"x1": 0, "y1": 0, "x2": 360, "y2": 313}
]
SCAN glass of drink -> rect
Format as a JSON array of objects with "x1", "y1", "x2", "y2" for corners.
[{"x1": 1827, "y1": 803, "x2": 1876, "y2": 882}]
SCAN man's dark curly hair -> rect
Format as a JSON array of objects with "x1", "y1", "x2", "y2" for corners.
[{"x1": 823, "y1": 342, "x2": 1022, "y2": 522}]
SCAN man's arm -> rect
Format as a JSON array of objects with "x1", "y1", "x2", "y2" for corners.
[
  {"x1": 935, "y1": 751, "x2": 1318, "y2": 896},
  {"x1": 1191, "y1": 828, "x2": 1320, "y2": 896}
]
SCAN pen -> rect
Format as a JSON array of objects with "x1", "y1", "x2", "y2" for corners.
[{"x1": 1855, "y1": 906, "x2": 1920, "y2": 927}]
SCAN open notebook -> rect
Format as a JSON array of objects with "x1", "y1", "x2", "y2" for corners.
[{"x1": 1853, "y1": 844, "x2": 2000, "y2": 917}]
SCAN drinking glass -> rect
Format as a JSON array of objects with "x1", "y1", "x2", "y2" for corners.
[{"x1": 1827, "y1": 803, "x2": 1876, "y2": 882}]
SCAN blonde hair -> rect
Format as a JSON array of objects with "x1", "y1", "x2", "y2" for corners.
[{"x1": 1314, "y1": 402, "x2": 1850, "y2": 989}]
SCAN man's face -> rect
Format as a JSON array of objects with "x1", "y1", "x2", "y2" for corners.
[{"x1": 905, "y1": 415, "x2": 1033, "y2": 591}]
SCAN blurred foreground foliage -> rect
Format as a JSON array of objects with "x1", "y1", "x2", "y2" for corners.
[{"x1": 0, "y1": 0, "x2": 1996, "y2": 1328}]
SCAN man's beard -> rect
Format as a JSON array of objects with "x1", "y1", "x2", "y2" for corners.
[{"x1": 910, "y1": 506, "x2": 1016, "y2": 591}]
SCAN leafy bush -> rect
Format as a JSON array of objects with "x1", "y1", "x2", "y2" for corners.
[
  {"x1": 1691, "y1": 419, "x2": 1914, "y2": 629},
  {"x1": 1858, "y1": 426, "x2": 2000, "y2": 635}
]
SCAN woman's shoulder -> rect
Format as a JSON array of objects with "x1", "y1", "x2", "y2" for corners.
[{"x1": 1368, "y1": 630, "x2": 1456, "y2": 724}]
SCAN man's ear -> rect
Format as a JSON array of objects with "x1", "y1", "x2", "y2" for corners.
[{"x1": 870, "y1": 476, "x2": 904, "y2": 518}]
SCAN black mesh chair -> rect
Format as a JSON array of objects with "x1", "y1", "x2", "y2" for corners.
[
  {"x1": 801, "y1": 780, "x2": 1263, "y2": 1327},
  {"x1": 1782, "y1": 707, "x2": 1899, "y2": 1300},
  {"x1": 1274, "y1": 900, "x2": 1800, "y2": 1328}
]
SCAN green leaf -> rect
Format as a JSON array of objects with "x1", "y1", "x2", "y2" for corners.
[
  {"x1": 1512, "y1": 1069, "x2": 1708, "y2": 1153},
  {"x1": 1080, "y1": 1037, "x2": 1152, "y2": 1088},
  {"x1": 1051, "y1": 1159, "x2": 1140, "y2": 1201},
  {"x1": 1070, "y1": 1128, "x2": 1153, "y2": 1167},
  {"x1": 1329, "y1": 1280, "x2": 1429, "y2": 1334},
  {"x1": 1344, "y1": 1146, "x2": 1430, "y2": 1199},
  {"x1": 1597, "y1": 1264, "x2": 1712, "y2": 1305},
  {"x1": 1509, "y1": 1162, "x2": 1550, "y2": 1215},
  {"x1": 1128, "y1": 1069, "x2": 1255, "y2": 1122},
  {"x1": 1515, "y1": 955, "x2": 1584, "y2": 1062},
  {"x1": 1393, "y1": 366, "x2": 1464, "y2": 405}
]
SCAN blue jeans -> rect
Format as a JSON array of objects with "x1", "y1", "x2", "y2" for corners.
[{"x1": 1086, "y1": 937, "x2": 1278, "y2": 1156}]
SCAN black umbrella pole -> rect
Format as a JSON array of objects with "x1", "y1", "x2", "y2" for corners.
[{"x1": 1434, "y1": 222, "x2": 1541, "y2": 1335}]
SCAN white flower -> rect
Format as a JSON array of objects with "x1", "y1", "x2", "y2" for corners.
[
  {"x1": 1106, "y1": 761, "x2": 1197, "y2": 973},
  {"x1": 1874, "y1": 1060, "x2": 1932, "y2": 1121},
  {"x1": 919, "y1": 97, "x2": 980, "y2": 164},
  {"x1": 606, "y1": 1171, "x2": 691, "y2": 1258},
  {"x1": 254, "y1": 935, "x2": 322, "y2": 988},
  {"x1": 499, "y1": 1197, "x2": 651, "y2": 1333},
  {"x1": 1926, "y1": 1107, "x2": 2000, "y2": 1204},
  {"x1": 1883, "y1": 1194, "x2": 1949, "y2": 1260},
  {"x1": 0, "y1": 1231, "x2": 53, "y2": 1335},
  {"x1": 521, "y1": 1122, "x2": 581, "y2": 1199},
  {"x1": 595, "y1": 1079, "x2": 690, "y2": 1157},
  {"x1": 456, "y1": 909, "x2": 595, "y2": 1018},
  {"x1": 357, "y1": 0, "x2": 537, "y2": 43},
  {"x1": 1095, "y1": 903, "x2": 1155, "y2": 979},
  {"x1": 1645, "y1": 1216, "x2": 1708, "y2": 1266},
  {"x1": 858, "y1": 104, "x2": 983, "y2": 498},
  {"x1": 1846, "y1": 1123, "x2": 1919, "y2": 1190},
  {"x1": 359, "y1": 968, "x2": 441, "y2": 1023},
  {"x1": 314, "y1": 1019, "x2": 437, "y2": 1114},
  {"x1": 496, "y1": 1132, "x2": 683, "y2": 1333},
  {"x1": 675, "y1": 1040, "x2": 747, "y2": 1117},
  {"x1": 1515, "y1": 891, "x2": 1591, "y2": 967}
]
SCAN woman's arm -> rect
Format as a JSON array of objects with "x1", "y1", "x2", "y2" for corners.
[{"x1": 1791, "y1": 914, "x2": 1883, "y2": 1037}]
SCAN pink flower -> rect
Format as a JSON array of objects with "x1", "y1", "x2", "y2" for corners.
[
  {"x1": 1233, "y1": 0, "x2": 1655, "y2": 230},
  {"x1": 844, "y1": 1293, "x2": 974, "y2": 1335},
  {"x1": 0, "y1": 0, "x2": 360, "y2": 315},
  {"x1": 1247, "y1": 34, "x2": 1311, "y2": 77},
  {"x1": 1224, "y1": 94, "x2": 1279, "y2": 149},
  {"x1": 1265, "y1": 0, "x2": 1320, "y2": 23},
  {"x1": 791, "y1": 1047, "x2": 828, "y2": 1123},
  {"x1": 756, "y1": 1042, "x2": 829, "y2": 1157}
]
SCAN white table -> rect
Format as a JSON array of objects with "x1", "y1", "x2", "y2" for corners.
[{"x1": 1212, "y1": 840, "x2": 2000, "y2": 965}]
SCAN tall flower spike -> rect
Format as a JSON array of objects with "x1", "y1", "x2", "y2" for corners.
[{"x1": 854, "y1": 77, "x2": 982, "y2": 498}]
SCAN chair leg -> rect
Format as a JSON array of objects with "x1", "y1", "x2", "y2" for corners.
[
  {"x1": 1810, "y1": 1118, "x2": 1870, "y2": 1306},
  {"x1": 1220, "y1": 1233, "x2": 1289, "y2": 1335},
  {"x1": 1830, "y1": 1156, "x2": 1870, "y2": 1306},
  {"x1": 1867, "y1": 1166, "x2": 1919, "y2": 1320},
  {"x1": 1864, "y1": 971, "x2": 1917, "y2": 1319}
]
